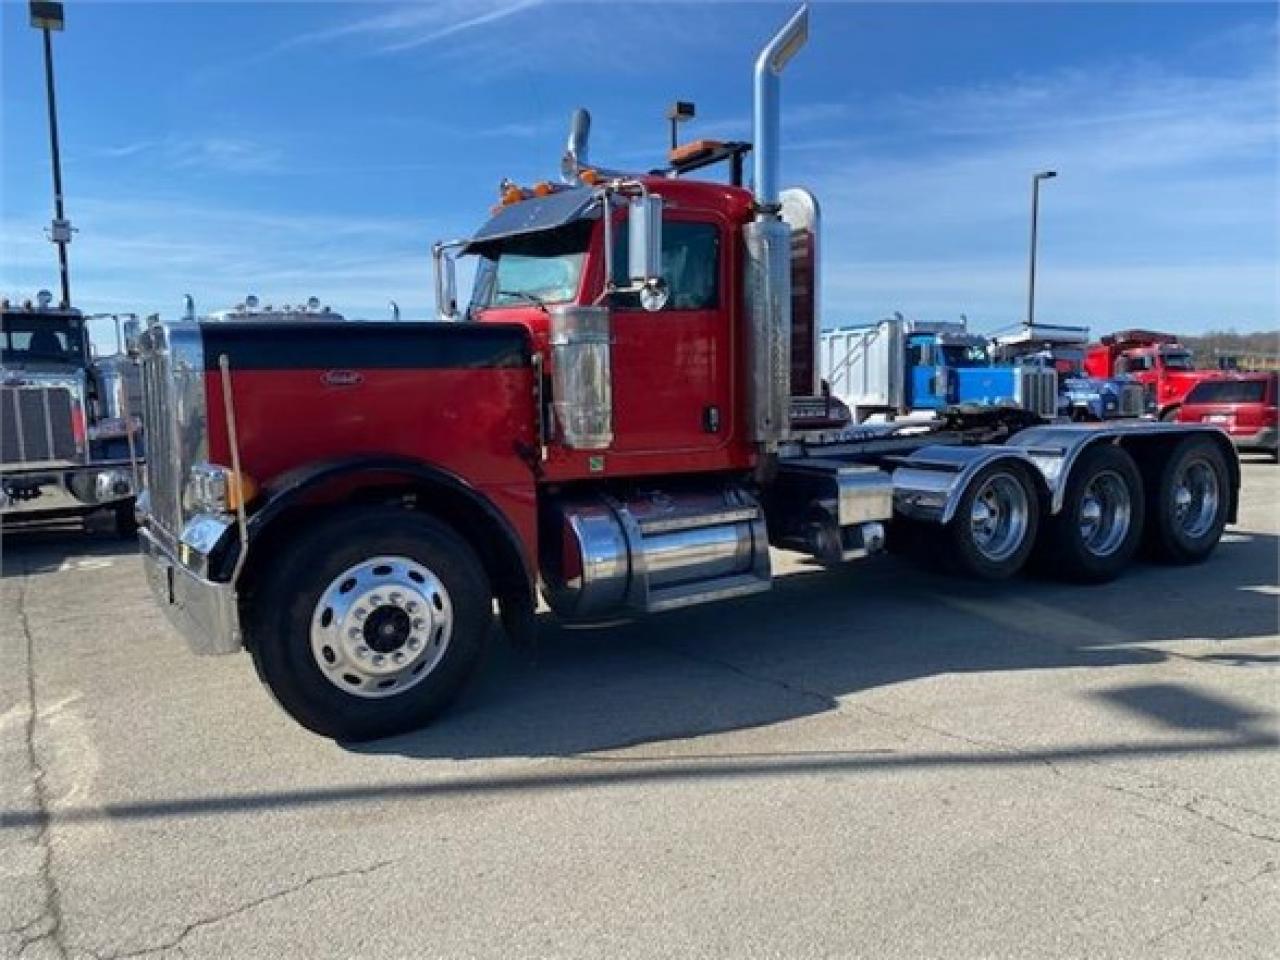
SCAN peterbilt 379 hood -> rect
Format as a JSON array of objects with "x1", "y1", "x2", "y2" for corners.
[{"x1": 198, "y1": 320, "x2": 531, "y2": 372}]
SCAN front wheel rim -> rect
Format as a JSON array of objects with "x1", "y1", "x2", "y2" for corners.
[
  {"x1": 968, "y1": 473, "x2": 1030, "y2": 563},
  {"x1": 1077, "y1": 469, "x2": 1132, "y2": 557},
  {"x1": 310, "y1": 556, "x2": 454, "y2": 699},
  {"x1": 1173, "y1": 458, "x2": 1220, "y2": 539}
]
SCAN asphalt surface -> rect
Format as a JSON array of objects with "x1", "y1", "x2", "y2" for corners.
[{"x1": 2, "y1": 458, "x2": 1277, "y2": 960}]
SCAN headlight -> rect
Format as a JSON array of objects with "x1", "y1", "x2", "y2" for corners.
[{"x1": 185, "y1": 463, "x2": 258, "y2": 515}]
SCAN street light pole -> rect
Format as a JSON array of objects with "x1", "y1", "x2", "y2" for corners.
[
  {"x1": 1027, "y1": 169, "x2": 1057, "y2": 327},
  {"x1": 30, "y1": 1, "x2": 72, "y2": 309}
]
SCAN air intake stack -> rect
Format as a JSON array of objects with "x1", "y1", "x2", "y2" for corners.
[{"x1": 743, "y1": 4, "x2": 809, "y2": 457}]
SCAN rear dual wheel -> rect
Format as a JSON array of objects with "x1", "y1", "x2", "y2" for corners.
[
  {"x1": 1146, "y1": 436, "x2": 1230, "y2": 564},
  {"x1": 1039, "y1": 445, "x2": 1143, "y2": 583},
  {"x1": 944, "y1": 464, "x2": 1040, "y2": 580}
]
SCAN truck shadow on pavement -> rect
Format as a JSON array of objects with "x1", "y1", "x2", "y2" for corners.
[
  {"x1": 1, "y1": 520, "x2": 140, "y2": 576},
  {"x1": 356, "y1": 528, "x2": 1280, "y2": 761},
  {"x1": 0, "y1": 532, "x2": 1275, "y2": 831}
]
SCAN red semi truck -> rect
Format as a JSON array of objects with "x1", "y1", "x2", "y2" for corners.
[
  {"x1": 136, "y1": 7, "x2": 1240, "y2": 740},
  {"x1": 1084, "y1": 329, "x2": 1220, "y2": 421}
]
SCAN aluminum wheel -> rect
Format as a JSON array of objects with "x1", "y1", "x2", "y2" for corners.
[
  {"x1": 968, "y1": 473, "x2": 1030, "y2": 563},
  {"x1": 1172, "y1": 458, "x2": 1220, "y2": 540},
  {"x1": 309, "y1": 555, "x2": 453, "y2": 699},
  {"x1": 1077, "y1": 469, "x2": 1133, "y2": 557}
]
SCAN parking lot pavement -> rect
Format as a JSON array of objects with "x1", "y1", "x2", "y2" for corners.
[{"x1": 2, "y1": 460, "x2": 1277, "y2": 960}]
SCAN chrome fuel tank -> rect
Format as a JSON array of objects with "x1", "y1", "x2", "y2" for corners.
[{"x1": 542, "y1": 486, "x2": 771, "y2": 621}]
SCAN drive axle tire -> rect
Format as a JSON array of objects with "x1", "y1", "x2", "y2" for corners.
[
  {"x1": 944, "y1": 463, "x2": 1040, "y2": 580},
  {"x1": 1039, "y1": 444, "x2": 1144, "y2": 583},
  {"x1": 1146, "y1": 436, "x2": 1230, "y2": 564},
  {"x1": 247, "y1": 506, "x2": 492, "y2": 742}
]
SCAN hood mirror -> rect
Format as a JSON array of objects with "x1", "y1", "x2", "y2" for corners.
[{"x1": 433, "y1": 240, "x2": 465, "y2": 321}]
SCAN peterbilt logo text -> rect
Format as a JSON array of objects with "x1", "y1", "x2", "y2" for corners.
[{"x1": 321, "y1": 369, "x2": 363, "y2": 387}]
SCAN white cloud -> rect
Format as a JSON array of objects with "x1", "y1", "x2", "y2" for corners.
[
  {"x1": 283, "y1": 0, "x2": 543, "y2": 55},
  {"x1": 800, "y1": 52, "x2": 1278, "y2": 330},
  {"x1": 0, "y1": 196, "x2": 447, "y2": 321},
  {"x1": 90, "y1": 135, "x2": 283, "y2": 174}
]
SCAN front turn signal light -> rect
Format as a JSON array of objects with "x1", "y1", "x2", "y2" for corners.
[
  {"x1": 187, "y1": 463, "x2": 259, "y2": 515},
  {"x1": 226, "y1": 470, "x2": 259, "y2": 512}
]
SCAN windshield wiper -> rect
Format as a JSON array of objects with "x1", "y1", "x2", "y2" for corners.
[{"x1": 496, "y1": 290, "x2": 549, "y2": 312}]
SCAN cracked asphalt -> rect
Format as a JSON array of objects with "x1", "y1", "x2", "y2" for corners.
[{"x1": 2, "y1": 459, "x2": 1277, "y2": 959}]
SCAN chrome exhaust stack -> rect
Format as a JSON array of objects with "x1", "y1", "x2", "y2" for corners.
[
  {"x1": 744, "y1": 4, "x2": 809, "y2": 458},
  {"x1": 752, "y1": 4, "x2": 809, "y2": 214},
  {"x1": 560, "y1": 108, "x2": 592, "y2": 184}
]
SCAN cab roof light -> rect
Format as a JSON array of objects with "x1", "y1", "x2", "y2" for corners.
[{"x1": 668, "y1": 139, "x2": 726, "y2": 165}]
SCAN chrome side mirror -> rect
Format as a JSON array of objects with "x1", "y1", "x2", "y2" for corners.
[
  {"x1": 628, "y1": 195, "x2": 668, "y2": 312},
  {"x1": 432, "y1": 240, "x2": 465, "y2": 321}
]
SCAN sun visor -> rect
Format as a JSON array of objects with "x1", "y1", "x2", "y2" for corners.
[{"x1": 464, "y1": 188, "x2": 601, "y2": 250}]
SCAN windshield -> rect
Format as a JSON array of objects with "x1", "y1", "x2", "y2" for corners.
[
  {"x1": 469, "y1": 221, "x2": 591, "y2": 312},
  {"x1": 2, "y1": 313, "x2": 85, "y2": 366},
  {"x1": 940, "y1": 343, "x2": 989, "y2": 368},
  {"x1": 1161, "y1": 351, "x2": 1195, "y2": 371}
]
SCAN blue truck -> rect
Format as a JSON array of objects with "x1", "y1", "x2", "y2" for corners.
[
  {"x1": 992, "y1": 323, "x2": 1148, "y2": 421},
  {"x1": 821, "y1": 313, "x2": 1058, "y2": 422}
]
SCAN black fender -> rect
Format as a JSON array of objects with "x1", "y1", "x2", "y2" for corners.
[{"x1": 216, "y1": 455, "x2": 537, "y2": 645}]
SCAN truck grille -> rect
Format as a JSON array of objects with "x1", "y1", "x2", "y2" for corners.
[
  {"x1": 137, "y1": 323, "x2": 209, "y2": 542},
  {"x1": 139, "y1": 344, "x2": 182, "y2": 537},
  {"x1": 1119, "y1": 383, "x2": 1145, "y2": 418},
  {"x1": 1017, "y1": 367, "x2": 1059, "y2": 420},
  {"x1": 1, "y1": 385, "x2": 78, "y2": 465}
]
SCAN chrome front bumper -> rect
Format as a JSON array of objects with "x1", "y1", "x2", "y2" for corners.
[
  {"x1": 140, "y1": 525, "x2": 243, "y2": 655},
  {"x1": 1, "y1": 461, "x2": 139, "y2": 517}
]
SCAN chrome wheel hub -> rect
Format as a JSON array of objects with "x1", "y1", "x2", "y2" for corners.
[
  {"x1": 968, "y1": 474, "x2": 1030, "y2": 563},
  {"x1": 1172, "y1": 459, "x2": 1220, "y2": 540},
  {"x1": 310, "y1": 556, "x2": 453, "y2": 698},
  {"x1": 1077, "y1": 469, "x2": 1132, "y2": 557}
]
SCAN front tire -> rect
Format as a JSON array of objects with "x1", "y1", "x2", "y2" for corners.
[
  {"x1": 247, "y1": 506, "x2": 492, "y2": 741},
  {"x1": 1146, "y1": 436, "x2": 1230, "y2": 564},
  {"x1": 1039, "y1": 444, "x2": 1144, "y2": 583},
  {"x1": 944, "y1": 463, "x2": 1040, "y2": 580}
]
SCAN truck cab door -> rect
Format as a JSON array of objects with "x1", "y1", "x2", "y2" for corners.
[
  {"x1": 906, "y1": 337, "x2": 946, "y2": 410},
  {"x1": 607, "y1": 215, "x2": 732, "y2": 456}
]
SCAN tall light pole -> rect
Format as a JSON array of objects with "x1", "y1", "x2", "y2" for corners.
[
  {"x1": 30, "y1": 1, "x2": 73, "y2": 309},
  {"x1": 1027, "y1": 169, "x2": 1056, "y2": 327}
]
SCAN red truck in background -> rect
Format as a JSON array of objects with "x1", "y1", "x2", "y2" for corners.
[
  {"x1": 1084, "y1": 330, "x2": 1220, "y2": 421},
  {"x1": 134, "y1": 6, "x2": 1240, "y2": 742}
]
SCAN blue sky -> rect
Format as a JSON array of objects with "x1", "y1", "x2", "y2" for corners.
[{"x1": 1, "y1": 0, "x2": 1276, "y2": 337}]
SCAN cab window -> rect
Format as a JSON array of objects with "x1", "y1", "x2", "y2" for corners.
[
  {"x1": 613, "y1": 220, "x2": 720, "y2": 311},
  {"x1": 1, "y1": 314, "x2": 85, "y2": 365}
]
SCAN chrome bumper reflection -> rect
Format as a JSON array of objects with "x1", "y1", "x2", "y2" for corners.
[
  {"x1": 140, "y1": 525, "x2": 242, "y2": 655},
  {"x1": 1, "y1": 462, "x2": 138, "y2": 517}
]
